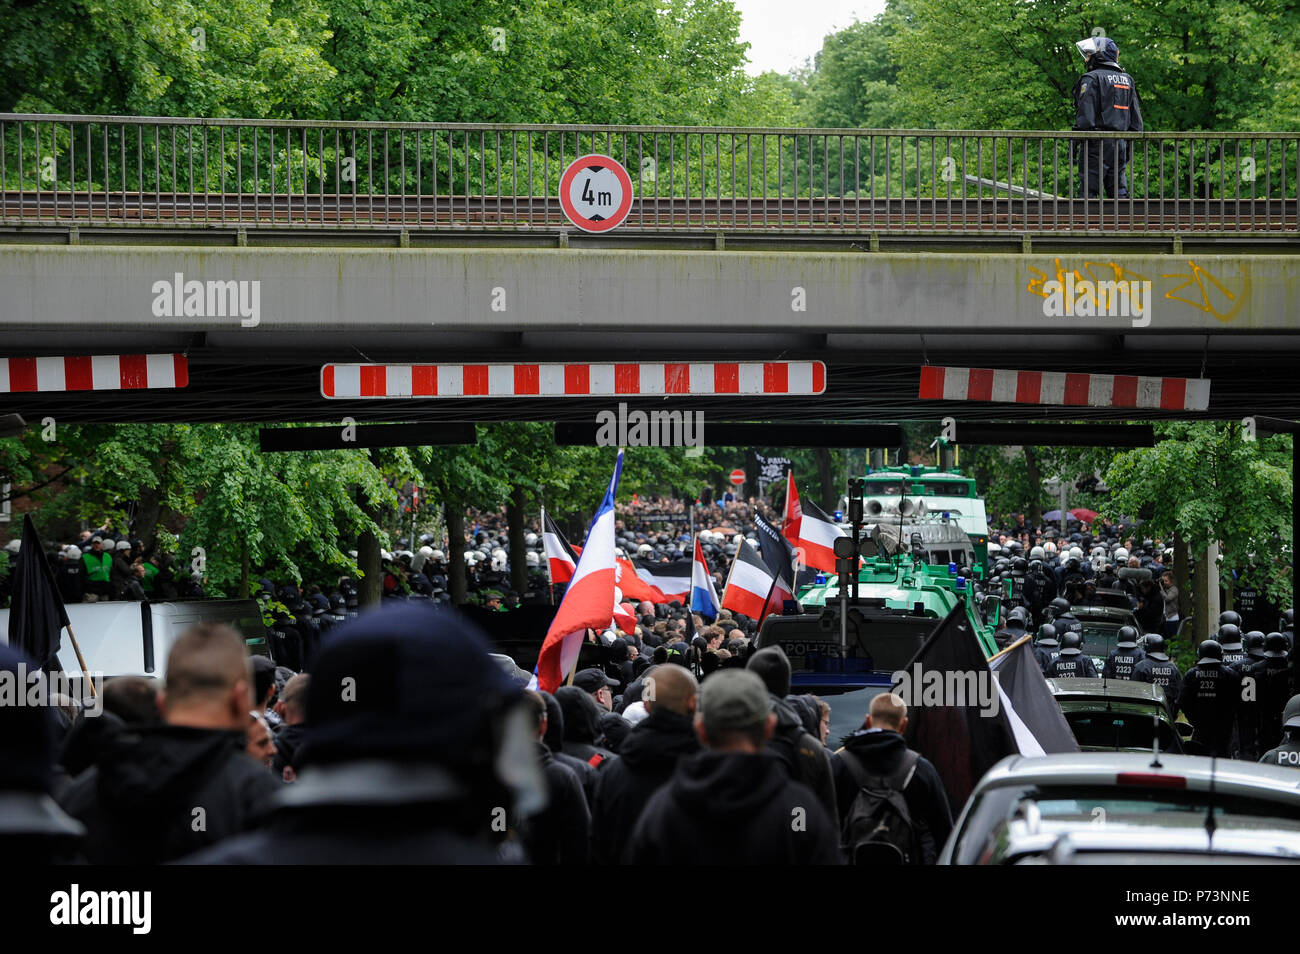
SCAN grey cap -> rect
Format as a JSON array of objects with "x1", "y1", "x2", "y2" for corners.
[
  {"x1": 698, "y1": 669, "x2": 771, "y2": 734},
  {"x1": 115, "y1": 540, "x2": 132, "y2": 551}
]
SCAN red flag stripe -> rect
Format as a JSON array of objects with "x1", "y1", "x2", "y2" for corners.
[{"x1": 918, "y1": 366, "x2": 1209, "y2": 411}]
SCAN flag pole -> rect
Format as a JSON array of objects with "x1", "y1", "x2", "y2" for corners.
[
  {"x1": 64, "y1": 623, "x2": 97, "y2": 698},
  {"x1": 986, "y1": 632, "x2": 1033, "y2": 665}
]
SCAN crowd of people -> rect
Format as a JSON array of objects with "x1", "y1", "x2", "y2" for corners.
[
  {"x1": 0, "y1": 601, "x2": 963, "y2": 865},
  {"x1": 985, "y1": 512, "x2": 1299, "y2": 765},
  {"x1": 5, "y1": 497, "x2": 1298, "y2": 865}
]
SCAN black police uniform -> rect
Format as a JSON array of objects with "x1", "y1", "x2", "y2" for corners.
[
  {"x1": 1243, "y1": 644, "x2": 1293, "y2": 755},
  {"x1": 1133, "y1": 652, "x2": 1183, "y2": 714},
  {"x1": 1181, "y1": 660, "x2": 1241, "y2": 757},
  {"x1": 1034, "y1": 640, "x2": 1061, "y2": 673},
  {"x1": 1102, "y1": 640, "x2": 1144, "y2": 680},
  {"x1": 1072, "y1": 56, "x2": 1143, "y2": 198},
  {"x1": 1046, "y1": 649, "x2": 1098, "y2": 679}
]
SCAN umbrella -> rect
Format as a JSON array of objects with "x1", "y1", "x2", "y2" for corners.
[
  {"x1": 1069, "y1": 508, "x2": 1099, "y2": 522},
  {"x1": 1042, "y1": 510, "x2": 1065, "y2": 522}
]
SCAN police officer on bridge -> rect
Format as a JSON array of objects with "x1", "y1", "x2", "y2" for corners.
[{"x1": 1071, "y1": 35, "x2": 1143, "y2": 199}]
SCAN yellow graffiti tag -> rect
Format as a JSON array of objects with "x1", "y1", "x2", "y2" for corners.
[
  {"x1": 1026, "y1": 257, "x2": 1251, "y2": 322},
  {"x1": 1160, "y1": 260, "x2": 1251, "y2": 323},
  {"x1": 1025, "y1": 258, "x2": 1152, "y2": 305}
]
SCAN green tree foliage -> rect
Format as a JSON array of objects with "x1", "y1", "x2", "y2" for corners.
[{"x1": 1103, "y1": 422, "x2": 1293, "y2": 606}]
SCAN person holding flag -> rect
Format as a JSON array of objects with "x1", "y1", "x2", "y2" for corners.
[{"x1": 532, "y1": 451, "x2": 625, "y2": 694}]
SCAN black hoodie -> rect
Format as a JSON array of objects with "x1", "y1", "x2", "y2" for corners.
[
  {"x1": 831, "y1": 729, "x2": 952, "y2": 864},
  {"x1": 59, "y1": 723, "x2": 278, "y2": 864},
  {"x1": 555, "y1": 687, "x2": 617, "y2": 768},
  {"x1": 625, "y1": 749, "x2": 841, "y2": 865},
  {"x1": 589, "y1": 708, "x2": 701, "y2": 864}
]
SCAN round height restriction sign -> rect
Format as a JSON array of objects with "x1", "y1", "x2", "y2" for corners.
[{"x1": 559, "y1": 154, "x2": 634, "y2": 232}]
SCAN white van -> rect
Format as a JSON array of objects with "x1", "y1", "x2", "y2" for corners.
[{"x1": 1, "y1": 599, "x2": 271, "y2": 682}]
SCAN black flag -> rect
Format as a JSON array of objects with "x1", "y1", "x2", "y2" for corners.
[
  {"x1": 989, "y1": 638, "x2": 1080, "y2": 754},
  {"x1": 897, "y1": 603, "x2": 1018, "y2": 811},
  {"x1": 7, "y1": 514, "x2": 69, "y2": 668}
]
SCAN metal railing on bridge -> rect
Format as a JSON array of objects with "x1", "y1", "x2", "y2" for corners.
[{"x1": 1, "y1": 114, "x2": 1297, "y2": 235}]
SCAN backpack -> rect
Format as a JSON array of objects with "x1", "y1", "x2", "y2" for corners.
[{"x1": 839, "y1": 748, "x2": 922, "y2": 865}]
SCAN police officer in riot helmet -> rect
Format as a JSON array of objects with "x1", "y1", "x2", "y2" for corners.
[
  {"x1": 1219, "y1": 610, "x2": 1243, "y2": 629},
  {"x1": 1133, "y1": 635, "x2": 1183, "y2": 715},
  {"x1": 1046, "y1": 632, "x2": 1099, "y2": 678},
  {"x1": 1217, "y1": 623, "x2": 1246, "y2": 668},
  {"x1": 1241, "y1": 633, "x2": 1294, "y2": 757},
  {"x1": 1259, "y1": 695, "x2": 1300, "y2": 768},
  {"x1": 1102, "y1": 624, "x2": 1144, "y2": 680},
  {"x1": 1046, "y1": 596, "x2": 1071, "y2": 622},
  {"x1": 1033, "y1": 623, "x2": 1062, "y2": 673},
  {"x1": 1180, "y1": 640, "x2": 1242, "y2": 757},
  {"x1": 994, "y1": 605, "x2": 1031, "y2": 650},
  {"x1": 1071, "y1": 35, "x2": 1143, "y2": 199}
]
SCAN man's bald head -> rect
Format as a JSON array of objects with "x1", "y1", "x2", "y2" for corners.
[
  {"x1": 161, "y1": 623, "x2": 251, "y2": 729},
  {"x1": 866, "y1": 692, "x2": 907, "y2": 732},
  {"x1": 644, "y1": 664, "x2": 698, "y2": 717}
]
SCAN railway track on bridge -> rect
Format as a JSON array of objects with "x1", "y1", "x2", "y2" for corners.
[{"x1": 2, "y1": 191, "x2": 1296, "y2": 233}]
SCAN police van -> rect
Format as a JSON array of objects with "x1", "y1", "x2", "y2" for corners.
[{"x1": 1, "y1": 599, "x2": 270, "y2": 684}]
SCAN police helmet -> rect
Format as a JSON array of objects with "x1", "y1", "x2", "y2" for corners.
[
  {"x1": 1012, "y1": 557, "x2": 1028, "y2": 574},
  {"x1": 1216, "y1": 623, "x2": 1242, "y2": 647},
  {"x1": 1006, "y1": 606, "x2": 1029, "y2": 629},
  {"x1": 1116, "y1": 625, "x2": 1139, "y2": 647},
  {"x1": 1114, "y1": 547, "x2": 1129, "y2": 562},
  {"x1": 1144, "y1": 635, "x2": 1169, "y2": 660},
  {"x1": 1197, "y1": 639, "x2": 1223, "y2": 665},
  {"x1": 1283, "y1": 608, "x2": 1294, "y2": 628},
  {"x1": 1030, "y1": 545, "x2": 1045, "y2": 560},
  {"x1": 1283, "y1": 694, "x2": 1300, "y2": 731},
  {"x1": 1218, "y1": 610, "x2": 1242, "y2": 628},
  {"x1": 525, "y1": 551, "x2": 539, "y2": 567},
  {"x1": 1264, "y1": 632, "x2": 1288, "y2": 658},
  {"x1": 1059, "y1": 632, "x2": 1083, "y2": 655},
  {"x1": 1043, "y1": 541, "x2": 1058, "y2": 556},
  {"x1": 1048, "y1": 596, "x2": 1072, "y2": 617},
  {"x1": 431, "y1": 549, "x2": 446, "y2": 562},
  {"x1": 524, "y1": 532, "x2": 538, "y2": 547},
  {"x1": 1037, "y1": 623, "x2": 1060, "y2": 647},
  {"x1": 1244, "y1": 631, "x2": 1266, "y2": 658}
]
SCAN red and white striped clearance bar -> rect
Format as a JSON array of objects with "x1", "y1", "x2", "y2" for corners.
[
  {"x1": 919, "y1": 366, "x2": 1210, "y2": 412},
  {"x1": 321, "y1": 362, "x2": 826, "y2": 399},
  {"x1": 0, "y1": 355, "x2": 189, "y2": 393}
]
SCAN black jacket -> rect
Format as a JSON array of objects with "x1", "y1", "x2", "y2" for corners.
[
  {"x1": 624, "y1": 750, "x2": 842, "y2": 865},
  {"x1": 272, "y1": 722, "x2": 307, "y2": 777},
  {"x1": 1133, "y1": 655, "x2": 1184, "y2": 713},
  {"x1": 519, "y1": 743, "x2": 590, "y2": 865},
  {"x1": 589, "y1": 708, "x2": 700, "y2": 865},
  {"x1": 1102, "y1": 645, "x2": 1144, "y2": 680},
  {"x1": 1180, "y1": 662, "x2": 1242, "y2": 756},
  {"x1": 832, "y1": 729, "x2": 952, "y2": 864},
  {"x1": 1072, "y1": 62, "x2": 1143, "y2": 132},
  {"x1": 1046, "y1": 652, "x2": 1099, "y2": 678},
  {"x1": 765, "y1": 695, "x2": 840, "y2": 831},
  {"x1": 58, "y1": 724, "x2": 278, "y2": 864},
  {"x1": 555, "y1": 686, "x2": 618, "y2": 769}
]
